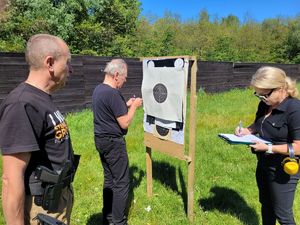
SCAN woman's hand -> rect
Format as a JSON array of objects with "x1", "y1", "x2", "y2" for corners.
[
  {"x1": 249, "y1": 141, "x2": 268, "y2": 153},
  {"x1": 235, "y1": 127, "x2": 252, "y2": 136}
]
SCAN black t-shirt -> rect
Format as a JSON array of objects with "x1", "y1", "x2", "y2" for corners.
[
  {"x1": 0, "y1": 83, "x2": 74, "y2": 194},
  {"x1": 92, "y1": 83, "x2": 128, "y2": 137},
  {"x1": 255, "y1": 97, "x2": 300, "y2": 144}
]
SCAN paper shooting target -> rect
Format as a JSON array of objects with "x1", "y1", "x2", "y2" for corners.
[
  {"x1": 153, "y1": 83, "x2": 168, "y2": 103},
  {"x1": 142, "y1": 58, "x2": 189, "y2": 144},
  {"x1": 153, "y1": 125, "x2": 171, "y2": 140},
  {"x1": 141, "y1": 58, "x2": 188, "y2": 122},
  {"x1": 155, "y1": 125, "x2": 169, "y2": 136}
]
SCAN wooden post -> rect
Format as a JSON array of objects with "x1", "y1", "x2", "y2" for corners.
[
  {"x1": 146, "y1": 146, "x2": 153, "y2": 197},
  {"x1": 187, "y1": 57, "x2": 197, "y2": 222}
]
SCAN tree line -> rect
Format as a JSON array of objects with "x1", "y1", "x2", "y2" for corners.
[{"x1": 0, "y1": 0, "x2": 299, "y2": 63}]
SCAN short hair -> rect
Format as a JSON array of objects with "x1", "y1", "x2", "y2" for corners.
[
  {"x1": 25, "y1": 34, "x2": 65, "y2": 70},
  {"x1": 104, "y1": 59, "x2": 127, "y2": 77},
  {"x1": 251, "y1": 66, "x2": 298, "y2": 98}
]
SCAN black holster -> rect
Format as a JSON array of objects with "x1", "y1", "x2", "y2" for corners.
[
  {"x1": 34, "y1": 155, "x2": 80, "y2": 212},
  {"x1": 41, "y1": 182, "x2": 65, "y2": 212}
]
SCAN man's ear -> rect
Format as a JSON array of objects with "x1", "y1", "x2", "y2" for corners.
[
  {"x1": 45, "y1": 56, "x2": 55, "y2": 72},
  {"x1": 114, "y1": 72, "x2": 120, "y2": 81}
]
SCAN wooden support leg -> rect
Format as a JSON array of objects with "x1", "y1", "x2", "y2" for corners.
[
  {"x1": 187, "y1": 58, "x2": 197, "y2": 222},
  {"x1": 146, "y1": 147, "x2": 153, "y2": 197},
  {"x1": 187, "y1": 160, "x2": 195, "y2": 222}
]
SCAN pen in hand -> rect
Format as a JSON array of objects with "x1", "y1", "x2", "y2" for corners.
[{"x1": 238, "y1": 120, "x2": 243, "y2": 134}]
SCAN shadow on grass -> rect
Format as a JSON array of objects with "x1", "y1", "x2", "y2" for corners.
[
  {"x1": 127, "y1": 165, "x2": 145, "y2": 215},
  {"x1": 153, "y1": 161, "x2": 188, "y2": 214},
  {"x1": 199, "y1": 186, "x2": 259, "y2": 225},
  {"x1": 86, "y1": 213, "x2": 103, "y2": 225},
  {"x1": 86, "y1": 165, "x2": 144, "y2": 225}
]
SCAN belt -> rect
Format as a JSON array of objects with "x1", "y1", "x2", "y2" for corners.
[{"x1": 95, "y1": 135, "x2": 124, "y2": 140}]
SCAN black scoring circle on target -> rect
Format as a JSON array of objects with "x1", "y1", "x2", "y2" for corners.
[
  {"x1": 155, "y1": 125, "x2": 169, "y2": 136},
  {"x1": 153, "y1": 83, "x2": 168, "y2": 103}
]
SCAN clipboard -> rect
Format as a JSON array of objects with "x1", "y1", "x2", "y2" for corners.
[{"x1": 218, "y1": 133, "x2": 271, "y2": 145}]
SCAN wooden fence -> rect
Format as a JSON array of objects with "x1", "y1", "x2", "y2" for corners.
[{"x1": 0, "y1": 53, "x2": 299, "y2": 113}]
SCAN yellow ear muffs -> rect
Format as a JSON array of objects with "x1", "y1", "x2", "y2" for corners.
[
  {"x1": 282, "y1": 157, "x2": 299, "y2": 175},
  {"x1": 282, "y1": 143, "x2": 299, "y2": 175}
]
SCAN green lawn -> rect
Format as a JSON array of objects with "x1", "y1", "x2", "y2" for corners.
[{"x1": 1, "y1": 88, "x2": 300, "y2": 225}]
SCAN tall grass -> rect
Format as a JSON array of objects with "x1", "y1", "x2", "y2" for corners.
[{"x1": 1, "y1": 88, "x2": 300, "y2": 224}]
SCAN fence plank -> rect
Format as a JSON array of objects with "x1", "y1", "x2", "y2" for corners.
[{"x1": 0, "y1": 53, "x2": 300, "y2": 113}]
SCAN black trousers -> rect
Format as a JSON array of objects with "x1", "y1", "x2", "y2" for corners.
[
  {"x1": 95, "y1": 136, "x2": 129, "y2": 225},
  {"x1": 256, "y1": 154, "x2": 300, "y2": 225}
]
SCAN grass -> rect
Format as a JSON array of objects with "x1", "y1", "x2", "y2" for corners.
[{"x1": 1, "y1": 87, "x2": 300, "y2": 224}]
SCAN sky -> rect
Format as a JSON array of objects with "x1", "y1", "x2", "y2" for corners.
[{"x1": 139, "y1": 0, "x2": 300, "y2": 23}]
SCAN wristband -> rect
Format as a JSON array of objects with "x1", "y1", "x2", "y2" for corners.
[
  {"x1": 288, "y1": 143, "x2": 295, "y2": 158},
  {"x1": 266, "y1": 143, "x2": 273, "y2": 154}
]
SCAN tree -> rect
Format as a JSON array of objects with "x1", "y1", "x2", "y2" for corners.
[
  {"x1": 67, "y1": 0, "x2": 141, "y2": 56},
  {"x1": 0, "y1": 0, "x2": 8, "y2": 13},
  {"x1": 133, "y1": 12, "x2": 180, "y2": 57},
  {"x1": 285, "y1": 17, "x2": 300, "y2": 63},
  {"x1": 1, "y1": 1, "x2": 299, "y2": 63},
  {"x1": 0, "y1": 0, "x2": 140, "y2": 56},
  {"x1": 0, "y1": 0, "x2": 75, "y2": 52},
  {"x1": 221, "y1": 14, "x2": 240, "y2": 27},
  {"x1": 261, "y1": 18, "x2": 289, "y2": 62}
]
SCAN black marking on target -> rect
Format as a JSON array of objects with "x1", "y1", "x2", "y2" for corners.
[
  {"x1": 153, "y1": 83, "x2": 168, "y2": 103},
  {"x1": 156, "y1": 125, "x2": 169, "y2": 136}
]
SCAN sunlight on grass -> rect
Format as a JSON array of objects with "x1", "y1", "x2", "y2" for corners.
[{"x1": 1, "y1": 87, "x2": 300, "y2": 225}]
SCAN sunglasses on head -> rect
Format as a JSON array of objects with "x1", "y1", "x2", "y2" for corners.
[{"x1": 254, "y1": 89, "x2": 275, "y2": 100}]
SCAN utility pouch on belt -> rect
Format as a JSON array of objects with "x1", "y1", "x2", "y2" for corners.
[{"x1": 34, "y1": 213, "x2": 66, "y2": 225}]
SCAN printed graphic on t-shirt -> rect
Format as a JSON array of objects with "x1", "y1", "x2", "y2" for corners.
[{"x1": 48, "y1": 110, "x2": 69, "y2": 142}]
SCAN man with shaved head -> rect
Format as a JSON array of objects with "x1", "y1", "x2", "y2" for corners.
[{"x1": 0, "y1": 34, "x2": 78, "y2": 225}]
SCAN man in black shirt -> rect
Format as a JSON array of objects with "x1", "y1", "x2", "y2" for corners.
[
  {"x1": 0, "y1": 34, "x2": 77, "y2": 225},
  {"x1": 93, "y1": 59, "x2": 142, "y2": 225}
]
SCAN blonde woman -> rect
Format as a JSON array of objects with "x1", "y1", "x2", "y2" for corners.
[{"x1": 235, "y1": 66, "x2": 300, "y2": 225}]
